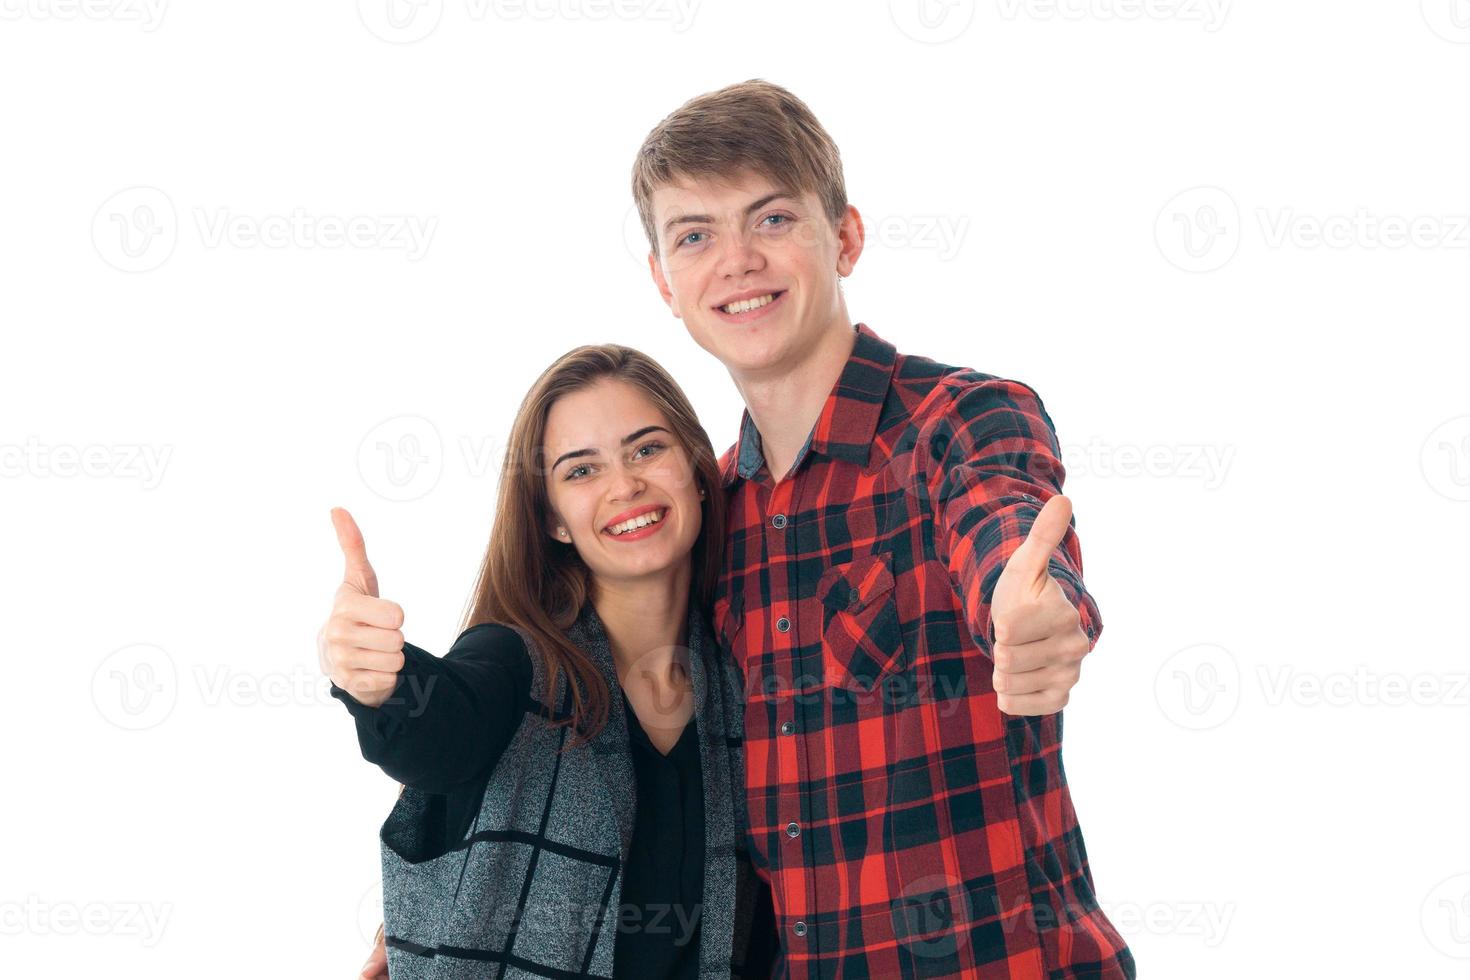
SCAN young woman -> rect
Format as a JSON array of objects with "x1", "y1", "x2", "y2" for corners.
[{"x1": 320, "y1": 345, "x2": 775, "y2": 979}]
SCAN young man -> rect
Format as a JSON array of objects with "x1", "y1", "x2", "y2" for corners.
[
  {"x1": 359, "y1": 81, "x2": 1133, "y2": 980},
  {"x1": 630, "y1": 81, "x2": 1134, "y2": 979}
]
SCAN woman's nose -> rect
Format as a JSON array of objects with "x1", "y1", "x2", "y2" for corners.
[{"x1": 606, "y1": 465, "x2": 646, "y2": 501}]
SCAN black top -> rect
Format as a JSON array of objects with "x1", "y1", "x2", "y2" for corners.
[
  {"x1": 615, "y1": 686, "x2": 703, "y2": 980},
  {"x1": 329, "y1": 624, "x2": 775, "y2": 979}
]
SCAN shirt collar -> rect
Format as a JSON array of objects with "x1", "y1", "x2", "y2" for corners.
[{"x1": 722, "y1": 322, "x2": 898, "y2": 487}]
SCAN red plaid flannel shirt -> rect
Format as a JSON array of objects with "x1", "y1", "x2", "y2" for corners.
[{"x1": 714, "y1": 323, "x2": 1134, "y2": 979}]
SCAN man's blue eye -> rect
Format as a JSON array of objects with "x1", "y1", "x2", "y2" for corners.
[
  {"x1": 679, "y1": 231, "x2": 706, "y2": 247},
  {"x1": 762, "y1": 214, "x2": 789, "y2": 227}
]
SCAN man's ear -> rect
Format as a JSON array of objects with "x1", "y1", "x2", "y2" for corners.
[
  {"x1": 648, "y1": 251, "x2": 682, "y2": 318},
  {"x1": 835, "y1": 204, "x2": 866, "y2": 278}
]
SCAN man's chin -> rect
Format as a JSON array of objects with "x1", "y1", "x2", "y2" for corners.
[
  {"x1": 713, "y1": 339, "x2": 788, "y2": 378},
  {"x1": 692, "y1": 321, "x2": 789, "y2": 370}
]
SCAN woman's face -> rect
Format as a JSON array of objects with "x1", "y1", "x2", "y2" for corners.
[{"x1": 541, "y1": 378, "x2": 704, "y2": 589}]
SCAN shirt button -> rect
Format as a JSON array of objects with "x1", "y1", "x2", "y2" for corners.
[
  {"x1": 772, "y1": 514, "x2": 787, "y2": 529},
  {"x1": 786, "y1": 822, "x2": 801, "y2": 838},
  {"x1": 780, "y1": 721, "x2": 795, "y2": 736},
  {"x1": 793, "y1": 920, "x2": 807, "y2": 937},
  {"x1": 776, "y1": 617, "x2": 791, "y2": 633}
]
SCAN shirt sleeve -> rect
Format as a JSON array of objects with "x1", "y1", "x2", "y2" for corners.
[
  {"x1": 329, "y1": 622, "x2": 532, "y2": 793},
  {"x1": 919, "y1": 375, "x2": 1103, "y2": 660}
]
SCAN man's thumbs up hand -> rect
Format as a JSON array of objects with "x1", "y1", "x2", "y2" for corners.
[
  {"x1": 989, "y1": 495, "x2": 1091, "y2": 716},
  {"x1": 317, "y1": 508, "x2": 407, "y2": 709}
]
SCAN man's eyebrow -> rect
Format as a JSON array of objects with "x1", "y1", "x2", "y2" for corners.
[
  {"x1": 551, "y1": 425, "x2": 672, "y2": 471},
  {"x1": 661, "y1": 191, "x2": 800, "y2": 235}
]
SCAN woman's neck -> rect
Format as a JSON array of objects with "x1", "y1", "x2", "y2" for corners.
[{"x1": 590, "y1": 563, "x2": 693, "y2": 686}]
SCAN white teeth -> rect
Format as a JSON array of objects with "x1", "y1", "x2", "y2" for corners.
[
  {"x1": 721, "y1": 293, "x2": 775, "y2": 315},
  {"x1": 607, "y1": 509, "x2": 665, "y2": 536}
]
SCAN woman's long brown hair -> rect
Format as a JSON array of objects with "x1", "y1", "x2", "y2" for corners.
[{"x1": 456, "y1": 344, "x2": 726, "y2": 747}]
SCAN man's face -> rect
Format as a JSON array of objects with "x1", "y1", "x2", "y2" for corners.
[{"x1": 646, "y1": 170, "x2": 863, "y2": 379}]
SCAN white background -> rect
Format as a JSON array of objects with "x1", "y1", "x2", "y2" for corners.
[{"x1": 3, "y1": 1, "x2": 1468, "y2": 976}]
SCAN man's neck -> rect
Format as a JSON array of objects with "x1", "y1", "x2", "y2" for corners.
[
  {"x1": 734, "y1": 317, "x2": 858, "y2": 483},
  {"x1": 591, "y1": 565, "x2": 692, "y2": 686}
]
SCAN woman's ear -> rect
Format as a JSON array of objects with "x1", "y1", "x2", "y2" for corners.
[{"x1": 546, "y1": 509, "x2": 570, "y2": 543}]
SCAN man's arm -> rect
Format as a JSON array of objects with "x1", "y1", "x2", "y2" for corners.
[
  {"x1": 919, "y1": 376, "x2": 1102, "y2": 714},
  {"x1": 358, "y1": 923, "x2": 386, "y2": 979}
]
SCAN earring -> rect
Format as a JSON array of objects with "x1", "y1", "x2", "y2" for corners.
[
  {"x1": 699, "y1": 488, "x2": 707, "y2": 499},
  {"x1": 557, "y1": 527, "x2": 568, "y2": 539}
]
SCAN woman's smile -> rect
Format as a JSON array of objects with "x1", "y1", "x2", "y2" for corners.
[{"x1": 603, "y1": 506, "x2": 670, "y2": 542}]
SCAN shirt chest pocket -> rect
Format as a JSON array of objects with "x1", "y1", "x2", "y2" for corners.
[{"x1": 817, "y1": 552, "x2": 907, "y2": 691}]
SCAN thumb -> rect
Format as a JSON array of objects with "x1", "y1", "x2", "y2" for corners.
[
  {"x1": 331, "y1": 507, "x2": 379, "y2": 598},
  {"x1": 994, "y1": 494, "x2": 1071, "y2": 608}
]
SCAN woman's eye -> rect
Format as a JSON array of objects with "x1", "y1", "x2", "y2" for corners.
[
  {"x1": 634, "y1": 441, "x2": 666, "y2": 460},
  {"x1": 566, "y1": 464, "x2": 590, "y2": 480}
]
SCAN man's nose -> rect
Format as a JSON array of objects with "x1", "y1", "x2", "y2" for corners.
[{"x1": 715, "y1": 230, "x2": 765, "y2": 280}]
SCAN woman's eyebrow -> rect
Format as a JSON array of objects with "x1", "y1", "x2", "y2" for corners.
[
  {"x1": 551, "y1": 425, "x2": 670, "y2": 471},
  {"x1": 621, "y1": 425, "x2": 670, "y2": 445}
]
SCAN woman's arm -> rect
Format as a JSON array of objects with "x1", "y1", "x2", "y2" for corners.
[{"x1": 330, "y1": 623, "x2": 532, "y2": 793}]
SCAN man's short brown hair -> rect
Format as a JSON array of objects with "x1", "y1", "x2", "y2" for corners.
[{"x1": 631, "y1": 79, "x2": 848, "y2": 255}]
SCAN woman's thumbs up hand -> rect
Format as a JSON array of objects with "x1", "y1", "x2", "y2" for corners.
[{"x1": 317, "y1": 507, "x2": 407, "y2": 709}]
